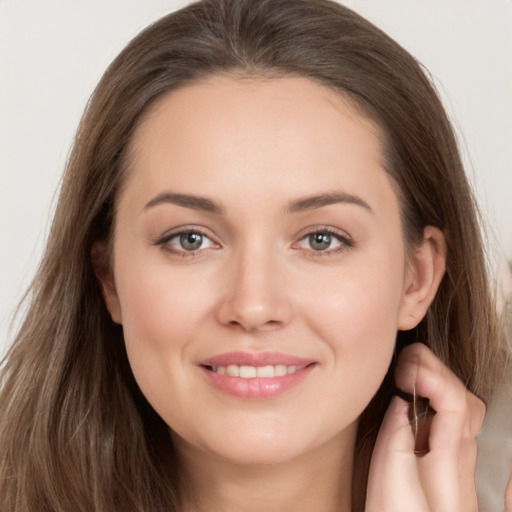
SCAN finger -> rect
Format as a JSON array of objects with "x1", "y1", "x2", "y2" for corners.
[
  {"x1": 458, "y1": 437, "x2": 479, "y2": 512},
  {"x1": 395, "y1": 343, "x2": 479, "y2": 512},
  {"x1": 506, "y1": 475, "x2": 512, "y2": 512},
  {"x1": 459, "y1": 393, "x2": 485, "y2": 512},
  {"x1": 463, "y1": 391, "x2": 486, "y2": 440},
  {"x1": 366, "y1": 396, "x2": 429, "y2": 512}
]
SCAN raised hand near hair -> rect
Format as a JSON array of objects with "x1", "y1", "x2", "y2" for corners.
[{"x1": 366, "y1": 343, "x2": 486, "y2": 512}]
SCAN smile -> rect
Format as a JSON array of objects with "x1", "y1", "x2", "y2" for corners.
[
  {"x1": 207, "y1": 364, "x2": 305, "y2": 378},
  {"x1": 199, "y1": 352, "x2": 317, "y2": 400}
]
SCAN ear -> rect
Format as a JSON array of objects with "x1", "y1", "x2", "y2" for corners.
[
  {"x1": 91, "y1": 241, "x2": 123, "y2": 325},
  {"x1": 397, "y1": 226, "x2": 446, "y2": 331}
]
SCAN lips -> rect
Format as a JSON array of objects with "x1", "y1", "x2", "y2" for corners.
[{"x1": 198, "y1": 351, "x2": 317, "y2": 400}]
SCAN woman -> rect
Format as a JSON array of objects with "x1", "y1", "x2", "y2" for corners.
[{"x1": 0, "y1": 0, "x2": 505, "y2": 510}]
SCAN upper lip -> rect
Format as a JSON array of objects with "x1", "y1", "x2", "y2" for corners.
[{"x1": 199, "y1": 351, "x2": 315, "y2": 368}]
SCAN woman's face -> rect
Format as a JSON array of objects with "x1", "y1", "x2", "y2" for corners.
[{"x1": 103, "y1": 76, "x2": 416, "y2": 465}]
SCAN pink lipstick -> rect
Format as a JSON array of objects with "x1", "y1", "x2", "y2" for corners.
[{"x1": 199, "y1": 351, "x2": 317, "y2": 400}]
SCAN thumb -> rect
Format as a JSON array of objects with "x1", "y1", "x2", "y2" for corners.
[{"x1": 365, "y1": 396, "x2": 428, "y2": 512}]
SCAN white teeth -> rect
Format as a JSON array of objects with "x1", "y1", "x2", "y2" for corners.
[
  {"x1": 256, "y1": 365, "x2": 275, "y2": 378},
  {"x1": 239, "y1": 365, "x2": 256, "y2": 378},
  {"x1": 211, "y1": 364, "x2": 305, "y2": 378},
  {"x1": 226, "y1": 365, "x2": 240, "y2": 377},
  {"x1": 275, "y1": 365, "x2": 287, "y2": 377}
]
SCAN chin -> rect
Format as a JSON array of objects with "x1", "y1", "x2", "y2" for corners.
[
  {"x1": 170, "y1": 420, "x2": 311, "y2": 467},
  {"x1": 211, "y1": 440, "x2": 309, "y2": 466},
  {"x1": 195, "y1": 419, "x2": 347, "y2": 468}
]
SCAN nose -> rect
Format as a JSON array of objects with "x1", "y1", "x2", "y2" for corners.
[{"x1": 216, "y1": 246, "x2": 293, "y2": 332}]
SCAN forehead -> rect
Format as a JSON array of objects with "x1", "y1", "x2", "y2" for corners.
[
  {"x1": 132, "y1": 75, "x2": 381, "y2": 154},
  {"x1": 121, "y1": 75, "x2": 397, "y2": 217}
]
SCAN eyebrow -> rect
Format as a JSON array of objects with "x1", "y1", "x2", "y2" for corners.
[
  {"x1": 142, "y1": 192, "x2": 224, "y2": 215},
  {"x1": 286, "y1": 191, "x2": 373, "y2": 214},
  {"x1": 142, "y1": 190, "x2": 372, "y2": 216}
]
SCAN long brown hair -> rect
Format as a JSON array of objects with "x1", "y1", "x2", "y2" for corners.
[{"x1": 0, "y1": 1, "x2": 503, "y2": 510}]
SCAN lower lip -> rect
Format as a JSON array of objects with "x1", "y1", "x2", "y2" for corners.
[{"x1": 200, "y1": 365, "x2": 316, "y2": 400}]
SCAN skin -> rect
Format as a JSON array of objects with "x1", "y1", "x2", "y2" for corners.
[
  {"x1": 507, "y1": 476, "x2": 512, "y2": 512},
  {"x1": 97, "y1": 76, "x2": 484, "y2": 511}
]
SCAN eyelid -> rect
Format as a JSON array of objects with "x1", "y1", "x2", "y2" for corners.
[
  {"x1": 152, "y1": 224, "x2": 354, "y2": 258},
  {"x1": 292, "y1": 225, "x2": 355, "y2": 255},
  {"x1": 153, "y1": 225, "x2": 221, "y2": 256}
]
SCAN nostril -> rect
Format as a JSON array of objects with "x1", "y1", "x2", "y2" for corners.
[
  {"x1": 224, "y1": 318, "x2": 284, "y2": 333},
  {"x1": 265, "y1": 320, "x2": 283, "y2": 328}
]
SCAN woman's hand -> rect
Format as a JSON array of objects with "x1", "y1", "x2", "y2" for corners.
[{"x1": 365, "y1": 343, "x2": 486, "y2": 512}]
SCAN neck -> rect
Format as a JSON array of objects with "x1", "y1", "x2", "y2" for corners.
[{"x1": 175, "y1": 426, "x2": 356, "y2": 512}]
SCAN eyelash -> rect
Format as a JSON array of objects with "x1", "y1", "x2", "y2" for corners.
[
  {"x1": 294, "y1": 226, "x2": 355, "y2": 257},
  {"x1": 153, "y1": 226, "x2": 355, "y2": 258},
  {"x1": 153, "y1": 227, "x2": 219, "y2": 258}
]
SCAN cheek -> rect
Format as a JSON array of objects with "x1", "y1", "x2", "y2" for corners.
[
  {"x1": 305, "y1": 256, "x2": 403, "y2": 335},
  {"x1": 299, "y1": 255, "x2": 405, "y2": 393},
  {"x1": 113, "y1": 258, "x2": 213, "y2": 402},
  {"x1": 117, "y1": 258, "x2": 210, "y2": 345}
]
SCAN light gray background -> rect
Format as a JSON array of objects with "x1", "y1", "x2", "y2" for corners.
[{"x1": 0, "y1": 1, "x2": 511, "y2": 509}]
